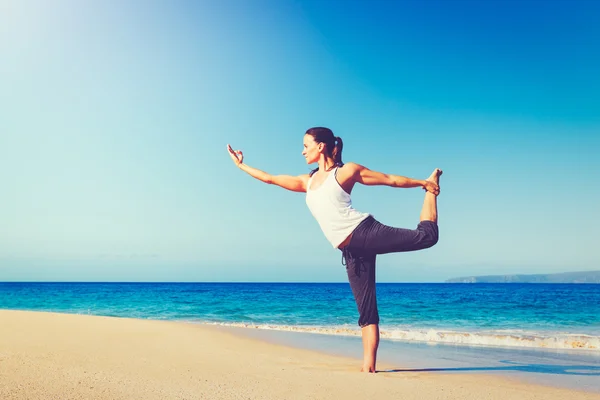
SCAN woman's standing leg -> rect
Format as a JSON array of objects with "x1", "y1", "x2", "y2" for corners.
[
  {"x1": 361, "y1": 324, "x2": 379, "y2": 373},
  {"x1": 344, "y1": 249, "x2": 379, "y2": 373}
]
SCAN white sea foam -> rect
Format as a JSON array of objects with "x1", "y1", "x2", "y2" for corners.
[{"x1": 205, "y1": 321, "x2": 600, "y2": 351}]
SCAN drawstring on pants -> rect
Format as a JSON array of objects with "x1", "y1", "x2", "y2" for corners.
[{"x1": 342, "y1": 247, "x2": 367, "y2": 277}]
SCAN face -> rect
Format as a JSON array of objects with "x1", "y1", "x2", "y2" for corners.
[{"x1": 302, "y1": 134, "x2": 323, "y2": 164}]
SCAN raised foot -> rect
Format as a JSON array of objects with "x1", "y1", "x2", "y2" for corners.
[
  {"x1": 427, "y1": 168, "x2": 443, "y2": 184},
  {"x1": 423, "y1": 168, "x2": 442, "y2": 196}
]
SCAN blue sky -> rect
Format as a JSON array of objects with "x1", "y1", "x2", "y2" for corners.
[{"x1": 1, "y1": 0, "x2": 598, "y2": 282}]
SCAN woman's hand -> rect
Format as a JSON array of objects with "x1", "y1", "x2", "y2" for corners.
[
  {"x1": 423, "y1": 180, "x2": 440, "y2": 195},
  {"x1": 227, "y1": 144, "x2": 244, "y2": 166}
]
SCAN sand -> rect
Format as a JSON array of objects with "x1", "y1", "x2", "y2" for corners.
[{"x1": 1, "y1": 310, "x2": 598, "y2": 400}]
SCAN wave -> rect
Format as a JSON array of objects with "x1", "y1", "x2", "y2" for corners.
[{"x1": 202, "y1": 321, "x2": 600, "y2": 351}]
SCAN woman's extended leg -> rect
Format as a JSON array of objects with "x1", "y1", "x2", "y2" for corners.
[
  {"x1": 359, "y1": 168, "x2": 442, "y2": 256},
  {"x1": 420, "y1": 168, "x2": 442, "y2": 223}
]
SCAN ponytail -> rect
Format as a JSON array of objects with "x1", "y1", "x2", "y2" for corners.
[{"x1": 332, "y1": 136, "x2": 344, "y2": 167}]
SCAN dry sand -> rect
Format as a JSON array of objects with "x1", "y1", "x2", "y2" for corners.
[{"x1": 1, "y1": 310, "x2": 598, "y2": 400}]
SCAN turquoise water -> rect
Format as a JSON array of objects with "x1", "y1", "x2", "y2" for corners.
[{"x1": 1, "y1": 282, "x2": 599, "y2": 351}]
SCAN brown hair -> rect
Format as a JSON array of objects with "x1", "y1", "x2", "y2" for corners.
[{"x1": 305, "y1": 127, "x2": 344, "y2": 176}]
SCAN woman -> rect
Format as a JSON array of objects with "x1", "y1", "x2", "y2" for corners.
[{"x1": 227, "y1": 127, "x2": 441, "y2": 373}]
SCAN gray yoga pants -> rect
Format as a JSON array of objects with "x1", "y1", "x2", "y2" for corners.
[{"x1": 341, "y1": 216, "x2": 439, "y2": 327}]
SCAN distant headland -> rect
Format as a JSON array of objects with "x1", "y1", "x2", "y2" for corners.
[{"x1": 446, "y1": 270, "x2": 600, "y2": 283}]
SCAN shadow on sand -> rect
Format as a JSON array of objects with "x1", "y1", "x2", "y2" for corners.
[{"x1": 381, "y1": 360, "x2": 600, "y2": 376}]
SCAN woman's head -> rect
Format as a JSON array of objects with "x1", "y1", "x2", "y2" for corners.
[{"x1": 302, "y1": 127, "x2": 344, "y2": 171}]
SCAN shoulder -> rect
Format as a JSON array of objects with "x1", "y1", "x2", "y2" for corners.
[
  {"x1": 297, "y1": 173, "x2": 311, "y2": 184},
  {"x1": 340, "y1": 162, "x2": 365, "y2": 174},
  {"x1": 337, "y1": 162, "x2": 364, "y2": 184}
]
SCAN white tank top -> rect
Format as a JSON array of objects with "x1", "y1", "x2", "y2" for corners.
[{"x1": 305, "y1": 167, "x2": 370, "y2": 248}]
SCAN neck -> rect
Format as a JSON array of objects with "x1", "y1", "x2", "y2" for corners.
[{"x1": 317, "y1": 156, "x2": 336, "y2": 172}]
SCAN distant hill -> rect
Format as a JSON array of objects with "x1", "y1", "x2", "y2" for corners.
[{"x1": 445, "y1": 270, "x2": 600, "y2": 283}]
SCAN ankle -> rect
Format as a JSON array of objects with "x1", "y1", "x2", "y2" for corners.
[{"x1": 361, "y1": 365, "x2": 376, "y2": 373}]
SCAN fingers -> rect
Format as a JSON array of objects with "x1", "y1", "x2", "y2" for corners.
[
  {"x1": 423, "y1": 182, "x2": 440, "y2": 195},
  {"x1": 226, "y1": 144, "x2": 243, "y2": 156},
  {"x1": 226, "y1": 144, "x2": 244, "y2": 165},
  {"x1": 227, "y1": 145, "x2": 239, "y2": 158}
]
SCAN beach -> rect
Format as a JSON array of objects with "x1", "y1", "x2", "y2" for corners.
[{"x1": 1, "y1": 310, "x2": 598, "y2": 400}]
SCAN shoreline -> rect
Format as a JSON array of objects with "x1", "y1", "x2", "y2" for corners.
[
  {"x1": 198, "y1": 320, "x2": 600, "y2": 352},
  {"x1": 2, "y1": 282, "x2": 598, "y2": 354},
  {"x1": 1, "y1": 310, "x2": 599, "y2": 399},
  {"x1": 226, "y1": 323, "x2": 600, "y2": 393}
]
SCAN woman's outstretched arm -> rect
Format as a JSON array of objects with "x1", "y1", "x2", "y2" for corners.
[
  {"x1": 348, "y1": 162, "x2": 439, "y2": 194},
  {"x1": 227, "y1": 144, "x2": 308, "y2": 193}
]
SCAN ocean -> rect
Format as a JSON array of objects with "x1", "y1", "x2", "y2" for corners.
[{"x1": 1, "y1": 282, "x2": 599, "y2": 352}]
